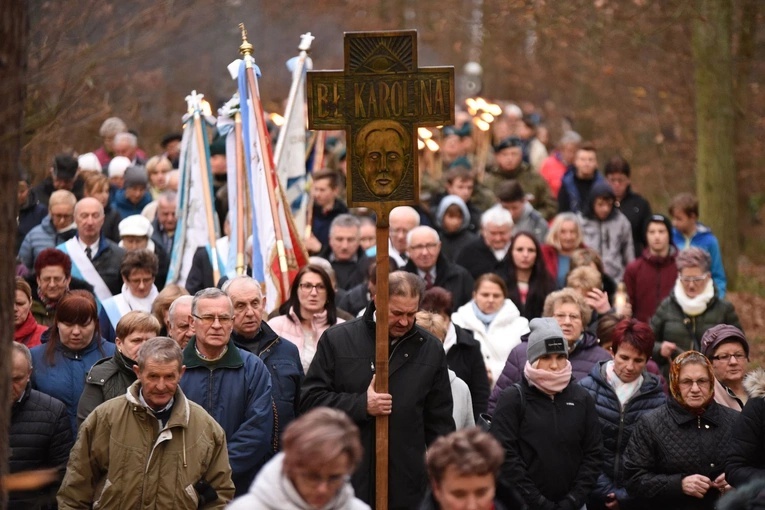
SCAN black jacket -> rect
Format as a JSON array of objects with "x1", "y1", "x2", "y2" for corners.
[
  {"x1": 185, "y1": 246, "x2": 218, "y2": 294},
  {"x1": 77, "y1": 348, "x2": 137, "y2": 427},
  {"x1": 82, "y1": 236, "x2": 126, "y2": 296},
  {"x1": 300, "y1": 302, "x2": 455, "y2": 510},
  {"x1": 490, "y1": 377, "x2": 602, "y2": 510},
  {"x1": 578, "y1": 362, "x2": 666, "y2": 506},
  {"x1": 419, "y1": 488, "x2": 509, "y2": 510},
  {"x1": 727, "y1": 367, "x2": 765, "y2": 486},
  {"x1": 623, "y1": 399, "x2": 738, "y2": 510},
  {"x1": 404, "y1": 253, "x2": 475, "y2": 308},
  {"x1": 319, "y1": 245, "x2": 370, "y2": 291},
  {"x1": 232, "y1": 322, "x2": 304, "y2": 433},
  {"x1": 447, "y1": 324, "x2": 490, "y2": 420},
  {"x1": 454, "y1": 236, "x2": 510, "y2": 282},
  {"x1": 9, "y1": 384, "x2": 73, "y2": 510},
  {"x1": 17, "y1": 190, "x2": 48, "y2": 254},
  {"x1": 615, "y1": 186, "x2": 652, "y2": 258}
]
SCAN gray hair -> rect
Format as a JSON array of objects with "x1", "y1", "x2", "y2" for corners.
[
  {"x1": 136, "y1": 337, "x2": 182, "y2": 370},
  {"x1": 480, "y1": 206, "x2": 513, "y2": 229},
  {"x1": 390, "y1": 206, "x2": 420, "y2": 226},
  {"x1": 168, "y1": 295, "x2": 194, "y2": 322},
  {"x1": 389, "y1": 271, "x2": 425, "y2": 300},
  {"x1": 157, "y1": 191, "x2": 178, "y2": 206},
  {"x1": 191, "y1": 288, "x2": 233, "y2": 315},
  {"x1": 99, "y1": 117, "x2": 127, "y2": 137},
  {"x1": 115, "y1": 131, "x2": 138, "y2": 147},
  {"x1": 222, "y1": 275, "x2": 262, "y2": 297},
  {"x1": 406, "y1": 225, "x2": 439, "y2": 247},
  {"x1": 676, "y1": 247, "x2": 711, "y2": 273},
  {"x1": 546, "y1": 212, "x2": 582, "y2": 251},
  {"x1": 330, "y1": 213, "x2": 361, "y2": 235},
  {"x1": 12, "y1": 342, "x2": 33, "y2": 370},
  {"x1": 558, "y1": 130, "x2": 582, "y2": 146}
]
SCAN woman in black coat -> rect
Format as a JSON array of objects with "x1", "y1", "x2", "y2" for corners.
[
  {"x1": 506, "y1": 231, "x2": 556, "y2": 321},
  {"x1": 726, "y1": 367, "x2": 765, "y2": 486},
  {"x1": 623, "y1": 350, "x2": 738, "y2": 510}
]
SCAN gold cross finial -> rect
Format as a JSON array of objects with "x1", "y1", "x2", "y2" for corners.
[{"x1": 239, "y1": 23, "x2": 253, "y2": 57}]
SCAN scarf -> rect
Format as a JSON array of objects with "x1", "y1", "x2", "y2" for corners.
[
  {"x1": 669, "y1": 350, "x2": 716, "y2": 416},
  {"x1": 15, "y1": 313, "x2": 41, "y2": 345},
  {"x1": 121, "y1": 283, "x2": 159, "y2": 312},
  {"x1": 524, "y1": 360, "x2": 572, "y2": 396},
  {"x1": 443, "y1": 322, "x2": 457, "y2": 354},
  {"x1": 673, "y1": 278, "x2": 714, "y2": 316},
  {"x1": 471, "y1": 301, "x2": 499, "y2": 331},
  {"x1": 37, "y1": 286, "x2": 65, "y2": 314},
  {"x1": 604, "y1": 360, "x2": 643, "y2": 408}
]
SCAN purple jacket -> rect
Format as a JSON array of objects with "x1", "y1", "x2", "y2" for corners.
[{"x1": 488, "y1": 330, "x2": 611, "y2": 414}]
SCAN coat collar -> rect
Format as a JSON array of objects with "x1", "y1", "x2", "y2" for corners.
[
  {"x1": 182, "y1": 337, "x2": 244, "y2": 369},
  {"x1": 126, "y1": 380, "x2": 190, "y2": 429}
]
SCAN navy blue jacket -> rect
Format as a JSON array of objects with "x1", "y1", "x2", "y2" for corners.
[
  {"x1": 180, "y1": 338, "x2": 274, "y2": 496},
  {"x1": 579, "y1": 361, "x2": 666, "y2": 506}
]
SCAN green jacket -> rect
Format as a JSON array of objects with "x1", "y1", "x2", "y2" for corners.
[
  {"x1": 58, "y1": 380, "x2": 234, "y2": 509},
  {"x1": 484, "y1": 162, "x2": 558, "y2": 220},
  {"x1": 77, "y1": 349, "x2": 137, "y2": 427}
]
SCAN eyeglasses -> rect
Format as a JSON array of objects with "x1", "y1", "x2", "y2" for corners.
[
  {"x1": 127, "y1": 277, "x2": 155, "y2": 286},
  {"x1": 409, "y1": 242, "x2": 439, "y2": 252},
  {"x1": 298, "y1": 282, "x2": 326, "y2": 293},
  {"x1": 192, "y1": 314, "x2": 233, "y2": 327},
  {"x1": 679, "y1": 274, "x2": 708, "y2": 283},
  {"x1": 294, "y1": 471, "x2": 349, "y2": 488},
  {"x1": 711, "y1": 352, "x2": 747, "y2": 363},
  {"x1": 553, "y1": 313, "x2": 582, "y2": 322},
  {"x1": 39, "y1": 276, "x2": 66, "y2": 285},
  {"x1": 678, "y1": 378, "x2": 711, "y2": 389},
  {"x1": 50, "y1": 213, "x2": 74, "y2": 222},
  {"x1": 390, "y1": 228, "x2": 409, "y2": 236}
]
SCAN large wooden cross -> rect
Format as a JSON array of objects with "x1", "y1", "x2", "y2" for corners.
[{"x1": 307, "y1": 30, "x2": 454, "y2": 510}]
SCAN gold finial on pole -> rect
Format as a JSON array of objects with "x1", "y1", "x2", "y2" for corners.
[{"x1": 238, "y1": 23, "x2": 254, "y2": 58}]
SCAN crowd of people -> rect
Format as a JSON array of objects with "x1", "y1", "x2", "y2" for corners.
[{"x1": 10, "y1": 108, "x2": 764, "y2": 510}]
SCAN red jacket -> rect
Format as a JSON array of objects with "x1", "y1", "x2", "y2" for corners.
[{"x1": 623, "y1": 247, "x2": 677, "y2": 323}]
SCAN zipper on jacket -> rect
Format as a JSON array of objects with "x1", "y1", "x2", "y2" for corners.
[{"x1": 258, "y1": 337, "x2": 279, "y2": 358}]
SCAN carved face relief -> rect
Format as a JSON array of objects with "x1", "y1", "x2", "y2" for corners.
[{"x1": 355, "y1": 120, "x2": 410, "y2": 197}]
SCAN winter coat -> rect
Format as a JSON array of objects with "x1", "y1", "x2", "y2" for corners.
[
  {"x1": 623, "y1": 247, "x2": 677, "y2": 323},
  {"x1": 484, "y1": 162, "x2": 558, "y2": 220},
  {"x1": 451, "y1": 300, "x2": 530, "y2": 388},
  {"x1": 320, "y1": 245, "x2": 371, "y2": 292},
  {"x1": 490, "y1": 376, "x2": 602, "y2": 509},
  {"x1": 614, "y1": 187, "x2": 652, "y2": 257},
  {"x1": 17, "y1": 191, "x2": 48, "y2": 255},
  {"x1": 488, "y1": 331, "x2": 611, "y2": 414},
  {"x1": 336, "y1": 283, "x2": 369, "y2": 316},
  {"x1": 672, "y1": 223, "x2": 727, "y2": 298},
  {"x1": 447, "y1": 324, "x2": 491, "y2": 420},
  {"x1": 228, "y1": 452, "x2": 370, "y2": 510},
  {"x1": 539, "y1": 152, "x2": 567, "y2": 198},
  {"x1": 14, "y1": 312, "x2": 47, "y2": 348},
  {"x1": 726, "y1": 367, "x2": 765, "y2": 486},
  {"x1": 58, "y1": 381, "x2": 234, "y2": 509},
  {"x1": 404, "y1": 253, "x2": 475, "y2": 308},
  {"x1": 512, "y1": 202, "x2": 549, "y2": 245},
  {"x1": 26, "y1": 275, "x2": 94, "y2": 327},
  {"x1": 19, "y1": 216, "x2": 77, "y2": 271},
  {"x1": 299, "y1": 302, "x2": 455, "y2": 510},
  {"x1": 435, "y1": 194, "x2": 480, "y2": 261},
  {"x1": 180, "y1": 338, "x2": 274, "y2": 495},
  {"x1": 56, "y1": 235, "x2": 126, "y2": 297},
  {"x1": 110, "y1": 188, "x2": 153, "y2": 220},
  {"x1": 558, "y1": 168, "x2": 607, "y2": 215},
  {"x1": 580, "y1": 192, "x2": 635, "y2": 282},
  {"x1": 9, "y1": 384, "x2": 73, "y2": 510},
  {"x1": 454, "y1": 236, "x2": 512, "y2": 283},
  {"x1": 312, "y1": 199, "x2": 349, "y2": 249},
  {"x1": 623, "y1": 399, "x2": 738, "y2": 510},
  {"x1": 449, "y1": 369, "x2": 475, "y2": 429},
  {"x1": 268, "y1": 307, "x2": 345, "y2": 356},
  {"x1": 77, "y1": 348, "x2": 137, "y2": 427},
  {"x1": 231, "y1": 323, "x2": 304, "y2": 433},
  {"x1": 101, "y1": 204, "x2": 122, "y2": 243},
  {"x1": 30, "y1": 337, "x2": 115, "y2": 434},
  {"x1": 578, "y1": 362, "x2": 666, "y2": 507},
  {"x1": 650, "y1": 290, "x2": 741, "y2": 377}
]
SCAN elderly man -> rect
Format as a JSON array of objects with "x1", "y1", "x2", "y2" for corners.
[
  {"x1": 19, "y1": 189, "x2": 78, "y2": 271},
  {"x1": 455, "y1": 206, "x2": 514, "y2": 281},
  {"x1": 320, "y1": 213, "x2": 369, "y2": 291},
  {"x1": 78, "y1": 311, "x2": 162, "y2": 426},
  {"x1": 300, "y1": 271, "x2": 455, "y2": 509},
  {"x1": 151, "y1": 191, "x2": 178, "y2": 253},
  {"x1": 9, "y1": 343, "x2": 72, "y2": 510},
  {"x1": 57, "y1": 197, "x2": 125, "y2": 300},
  {"x1": 403, "y1": 226, "x2": 474, "y2": 308},
  {"x1": 93, "y1": 117, "x2": 127, "y2": 168},
  {"x1": 59, "y1": 337, "x2": 234, "y2": 509},
  {"x1": 223, "y1": 276, "x2": 304, "y2": 431},
  {"x1": 388, "y1": 205, "x2": 420, "y2": 267},
  {"x1": 167, "y1": 295, "x2": 194, "y2": 348},
  {"x1": 113, "y1": 131, "x2": 147, "y2": 166},
  {"x1": 180, "y1": 288, "x2": 274, "y2": 496},
  {"x1": 701, "y1": 324, "x2": 751, "y2": 412}
]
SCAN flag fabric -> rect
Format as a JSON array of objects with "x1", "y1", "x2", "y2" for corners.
[{"x1": 218, "y1": 99, "x2": 243, "y2": 279}]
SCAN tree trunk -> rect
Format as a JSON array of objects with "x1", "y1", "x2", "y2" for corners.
[
  {"x1": 692, "y1": 0, "x2": 738, "y2": 290},
  {"x1": 0, "y1": 0, "x2": 28, "y2": 508}
]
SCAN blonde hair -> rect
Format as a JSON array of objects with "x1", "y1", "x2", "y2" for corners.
[
  {"x1": 545, "y1": 213, "x2": 582, "y2": 251},
  {"x1": 543, "y1": 288, "x2": 592, "y2": 326},
  {"x1": 565, "y1": 266, "x2": 602, "y2": 292},
  {"x1": 415, "y1": 310, "x2": 447, "y2": 341}
]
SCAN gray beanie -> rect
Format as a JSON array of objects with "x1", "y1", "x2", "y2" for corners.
[
  {"x1": 527, "y1": 317, "x2": 568, "y2": 365},
  {"x1": 123, "y1": 165, "x2": 148, "y2": 188}
]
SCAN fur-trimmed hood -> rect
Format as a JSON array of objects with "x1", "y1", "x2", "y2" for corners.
[{"x1": 744, "y1": 367, "x2": 765, "y2": 399}]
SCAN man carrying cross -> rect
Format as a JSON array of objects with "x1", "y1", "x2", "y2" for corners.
[{"x1": 299, "y1": 271, "x2": 454, "y2": 509}]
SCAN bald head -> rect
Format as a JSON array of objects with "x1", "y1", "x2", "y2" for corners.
[
  {"x1": 75, "y1": 197, "x2": 105, "y2": 245},
  {"x1": 389, "y1": 206, "x2": 420, "y2": 254}
]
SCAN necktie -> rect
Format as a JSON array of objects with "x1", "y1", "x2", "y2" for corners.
[
  {"x1": 424, "y1": 272, "x2": 433, "y2": 289},
  {"x1": 85, "y1": 247, "x2": 92, "y2": 260}
]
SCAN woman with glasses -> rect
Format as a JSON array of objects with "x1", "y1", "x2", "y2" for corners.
[
  {"x1": 27, "y1": 248, "x2": 94, "y2": 327},
  {"x1": 651, "y1": 247, "x2": 740, "y2": 379},
  {"x1": 30, "y1": 290, "x2": 115, "y2": 434},
  {"x1": 701, "y1": 324, "x2": 750, "y2": 411},
  {"x1": 268, "y1": 264, "x2": 345, "y2": 373},
  {"x1": 488, "y1": 288, "x2": 611, "y2": 414},
  {"x1": 228, "y1": 407, "x2": 369, "y2": 510},
  {"x1": 623, "y1": 351, "x2": 737, "y2": 509}
]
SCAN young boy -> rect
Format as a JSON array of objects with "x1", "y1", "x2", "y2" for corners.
[
  {"x1": 306, "y1": 169, "x2": 348, "y2": 254},
  {"x1": 431, "y1": 166, "x2": 491, "y2": 232},
  {"x1": 495, "y1": 180, "x2": 548, "y2": 244},
  {"x1": 435, "y1": 195, "x2": 478, "y2": 262},
  {"x1": 579, "y1": 181, "x2": 634, "y2": 283},
  {"x1": 669, "y1": 192, "x2": 727, "y2": 297}
]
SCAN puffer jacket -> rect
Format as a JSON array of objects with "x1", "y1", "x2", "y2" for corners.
[
  {"x1": 623, "y1": 246, "x2": 677, "y2": 323},
  {"x1": 77, "y1": 348, "x2": 137, "y2": 427},
  {"x1": 727, "y1": 368, "x2": 765, "y2": 486},
  {"x1": 19, "y1": 216, "x2": 77, "y2": 271},
  {"x1": 578, "y1": 362, "x2": 666, "y2": 506},
  {"x1": 9, "y1": 384, "x2": 73, "y2": 510},
  {"x1": 488, "y1": 330, "x2": 611, "y2": 414},
  {"x1": 623, "y1": 399, "x2": 738, "y2": 510},
  {"x1": 58, "y1": 381, "x2": 234, "y2": 509}
]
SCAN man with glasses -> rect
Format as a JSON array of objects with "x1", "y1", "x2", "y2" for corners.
[
  {"x1": 702, "y1": 324, "x2": 751, "y2": 412},
  {"x1": 18, "y1": 190, "x2": 78, "y2": 271},
  {"x1": 455, "y1": 206, "x2": 514, "y2": 281},
  {"x1": 223, "y1": 276, "x2": 303, "y2": 431},
  {"x1": 403, "y1": 225, "x2": 474, "y2": 307},
  {"x1": 180, "y1": 288, "x2": 274, "y2": 496},
  {"x1": 388, "y1": 205, "x2": 420, "y2": 267}
]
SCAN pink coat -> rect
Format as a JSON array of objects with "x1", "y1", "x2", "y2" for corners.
[{"x1": 267, "y1": 307, "x2": 345, "y2": 353}]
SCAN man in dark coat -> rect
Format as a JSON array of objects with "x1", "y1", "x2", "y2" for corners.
[
  {"x1": 300, "y1": 271, "x2": 455, "y2": 509},
  {"x1": 455, "y1": 206, "x2": 514, "y2": 281},
  {"x1": 404, "y1": 226, "x2": 474, "y2": 308},
  {"x1": 605, "y1": 156, "x2": 653, "y2": 257},
  {"x1": 319, "y1": 213, "x2": 370, "y2": 291},
  {"x1": 224, "y1": 276, "x2": 304, "y2": 432},
  {"x1": 558, "y1": 144, "x2": 607, "y2": 215},
  {"x1": 9, "y1": 342, "x2": 73, "y2": 510}
]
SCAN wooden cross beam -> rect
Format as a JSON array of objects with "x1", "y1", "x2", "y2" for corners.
[{"x1": 307, "y1": 30, "x2": 454, "y2": 510}]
